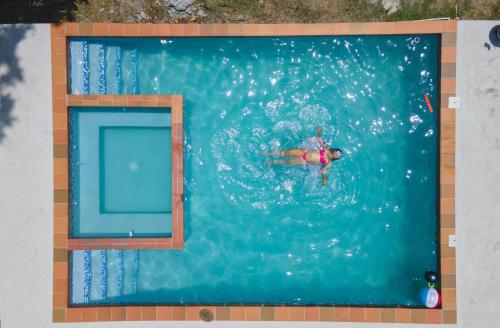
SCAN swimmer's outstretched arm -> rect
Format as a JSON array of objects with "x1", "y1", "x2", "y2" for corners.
[
  {"x1": 321, "y1": 162, "x2": 332, "y2": 186},
  {"x1": 316, "y1": 126, "x2": 329, "y2": 149}
]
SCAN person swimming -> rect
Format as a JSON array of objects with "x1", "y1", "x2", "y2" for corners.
[{"x1": 265, "y1": 126, "x2": 343, "y2": 186}]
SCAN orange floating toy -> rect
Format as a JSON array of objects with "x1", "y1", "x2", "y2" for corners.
[{"x1": 424, "y1": 93, "x2": 433, "y2": 112}]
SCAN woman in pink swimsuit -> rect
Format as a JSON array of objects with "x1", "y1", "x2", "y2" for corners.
[{"x1": 265, "y1": 127, "x2": 343, "y2": 186}]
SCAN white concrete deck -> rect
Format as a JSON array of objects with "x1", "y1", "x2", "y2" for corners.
[
  {"x1": 456, "y1": 20, "x2": 500, "y2": 328},
  {"x1": 0, "y1": 21, "x2": 499, "y2": 328}
]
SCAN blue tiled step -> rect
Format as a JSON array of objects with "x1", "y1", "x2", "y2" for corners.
[
  {"x1": 69, "y1": 40, "x2": 140, "y2": 95},
  {"x1": 70, "y1": 250, "x2": 139, "y2": 304}
]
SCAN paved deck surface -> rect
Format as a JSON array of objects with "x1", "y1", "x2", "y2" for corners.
[
  {"x1": 0, "y1": 21, "x2": 499, "y2": 327},
  {"x1": 456, "y1": 20, "x2": 500, "y2": 328}
]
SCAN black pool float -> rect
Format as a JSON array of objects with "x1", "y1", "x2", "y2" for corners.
[
  {"x1": 489, "y1": 25, "x2": 500, "y2": 48},
  {"x1": 424, "y1": 270, "x2": 438, "y2": 285}
]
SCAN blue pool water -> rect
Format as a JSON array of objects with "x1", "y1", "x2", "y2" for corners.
[{"x1": 69, "y1": 35, "x2": 440, "y2": 306}]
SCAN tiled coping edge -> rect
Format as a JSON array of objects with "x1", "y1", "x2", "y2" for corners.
[{"x1": 51, "y1": 22, "x2": 456, "y2": 324}]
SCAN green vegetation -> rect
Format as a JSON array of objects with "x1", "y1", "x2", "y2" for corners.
[
  {"x1": 336, "y1": 0, "x2": 388, "y2": 22},
  {"x1": 388, "y1": 0, "x2": 460, "y2": 21},
  {"x1": 74, "y1": 0, "x2": 137, "y2": 23},
  {"x1": 0, "y1": 0, "x2": 498, "y2": 23},
  {"x1": 202, "y1": 0, "x2": 390, "y2": 23}
]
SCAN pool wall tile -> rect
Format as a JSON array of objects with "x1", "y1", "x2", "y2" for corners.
[
  {"x1": 54, "y1": 217, "x2": 68, "y2": 233},
  {"x1": 126, "y1": 306, "x2": 142, "y2": 320},
  {"x1": 441, "y1": 244, "x2": 456, "y2": 259},
  {"x1": 93, "y1": 23, "x2": 109, "y2": 36},
  {"x1": 380, "y1": 308, "x2": 395, "y2": 323},
  {"x1": 82, "y1": 308, "x2": 97, "y2": 322},
  {"x1": 53, "y1": 98, "x2": 67, "y2": 113},
  {"x1": 52, "y1": 291, "x2": 67, "y2": 307},
  {"x1": 441, "y1": 46, "x2": 456, "y2": 63},
  {"x1": 110, "y1": 307, "x2": 126, "y2": 321},
  {"x1": 53, "y1": 308, "x2": 66, "y2": 322},
  {"x1": 428, "y1": 310, "x2": 444, "y2": 324},
  {"x1": 186, "y1": 306, "x2": 200, "y2": 320},
  {"x1": 274, "y1": 306, "x2": 290, "y2": 320},
  {"x1": 81, "y1": 99, "x2": 98, "y2": 106},
  {"x1": 261, "y1": 307, "x2": 275, "y2": 321},
  {"x1": 443, "y1": 310, "x2": 457, "y2": 323},
  {"x1": 305, "y1": 307, "x2": 320, "y2": 321},
  {"x1": 124, "y1": 24, "x2": 140, "y2": 36},
  {"x1": 53, "y1": 144, "x2": 68, "y2": 158},
  {"x1": 53, "y1": 248, "x2": 67, "y2": 262},
  {"x1": 441, "y1": 77, "x2": 456, "y2": 93},
  {"x1": 156, "y1": 306, "x2": 172, "y2": 320},
  {"x1": 229, "y1": 306, "x2": 245, "y2": 320},
  {"x1": 109, "y1": 23, "x2": 126, "y2": 36},
  {"x1": 289, "y1": 307, "x2": 305, "y2": 321},
  {"x1": 96, "y1": 307, "x2": 112, "y2": 321},
  {"x1": 199, "y1": 24, "x2": 213, "y2": 36},
  {"x1": 442, "y1": 20, "x2": 457, "y2": 32},
  {"x1": 67, "y1": 308, "x2": 83, "y2": 322},
  {"x1": 442, "y1": 288, "x2": 457, "y2": 309},
  {"x1": 227, "y1": 24, "x2": 243, "y2": 35},
  {"x1": 79, "y1": 23, "x2": 94, "y2": 36},
  {"x1": 171, "y1": 306, "x2": 187, "y2": 320},
  {"x1": 335, "y1": 307, "x2": 350, "y2": 321},
  {"x1": 365, "y1": 308, "x2": 381, "y2": 322},
  {"x1": 245, "y1": 306, "x2": 261, "y2": 320},
  {"x1": 65, "y1": 23, "x2": 79, "y2": 35},
  {"x1": 170, "y1": 24, "x2": 185, "y2": 36},
  {"x1": 441, "y1": 62, "x2": 456, "y2": 77},
  {"x1": 395, "y1": 308, "x2": 411, "y2": 323},
  {"x1": 350, "y1": 308, "x2": 365, "y2": 322},
  {"x1": 442, "y1": 273, "x2": 456, "y2": 288},
  {"x1": 411, "y1": 309, "x2": 427, "y2": 323},
  {"x1": 140, "y1": 23, "x2": 156, "y2": 36},
  {"x1": 155, "y1": 24, "x2": 170, "y2": 36},
  {"x1": 53, "y1": 189, "x2": 68, "y2": 203},
  {"x1": 216, "y1": 306, "x2": 230, "y2": 320},
  {"x1": 185, "y1": 24, "x2": 200, "y2": 36},
  {"x1": 52, "y1": 21, "x2": 456, "y2": 323}
]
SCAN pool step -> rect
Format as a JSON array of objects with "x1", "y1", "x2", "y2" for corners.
[
  {"x1": 105, "y1": 45, "x2": 122, "y2": 94},
  {"x1": 70, "y1": 250, "x2": 141, "y2": 304},
  {"x1": 89, "y1": 250, "x2": 107, "y2": 301},
  {"x1": 69, "y1": 40, "x2": 141, "y2": 95},
  {"x1": 70, "y1": 250, "x2": 92, "y2": 304},
  {"x1": 106, "y1": 250, "x2": 124, "y2": 298},
  {"x1": 69, "y1": 40, "x2": 90, "y2": 95},
  {"x1": 122, "y1": 250, "x2": 139, "y2": 296},
  {"x1": 122, "y1": 48, "x2": 139, "y2": 94},
  {"x1": 88, "y1": 43, "x2": 106, "y2": 94}
]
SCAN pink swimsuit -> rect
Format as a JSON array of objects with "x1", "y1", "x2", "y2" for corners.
[
  {"x1": 319, "y1": 149, "x2": 327, "y2": 164},
  {"x1": 302, "y1": 149, "x2": 327, "y2": 164}
]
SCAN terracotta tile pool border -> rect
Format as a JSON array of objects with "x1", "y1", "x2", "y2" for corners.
[{"x1": 51, "y1": 21, "x2": 456, "y2": 323}]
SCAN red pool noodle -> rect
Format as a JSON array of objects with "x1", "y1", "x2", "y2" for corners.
[{"x1": 424, "y1": 93, "x2": 433, "y2": 112}]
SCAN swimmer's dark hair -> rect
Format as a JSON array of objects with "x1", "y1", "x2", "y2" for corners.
[{"x1": 330, "y1": 148, "x2": 343, "y2": 160}]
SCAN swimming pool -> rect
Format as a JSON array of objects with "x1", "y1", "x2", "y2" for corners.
[{"x1": 68, "y1": 35, "x2": 440, "y2": 306}]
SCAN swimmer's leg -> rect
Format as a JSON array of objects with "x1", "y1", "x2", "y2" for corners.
[
  {"x1": 268, "y1": 157, "x2": 306, "y2": 165},
  {"x1": 265, "y1": 149, "x2": 304, "y2": 156}
]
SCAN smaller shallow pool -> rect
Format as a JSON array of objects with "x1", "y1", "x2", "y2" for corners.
[{"x1": 69, "y1": 107, "x2": 173, "y2": 238}]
